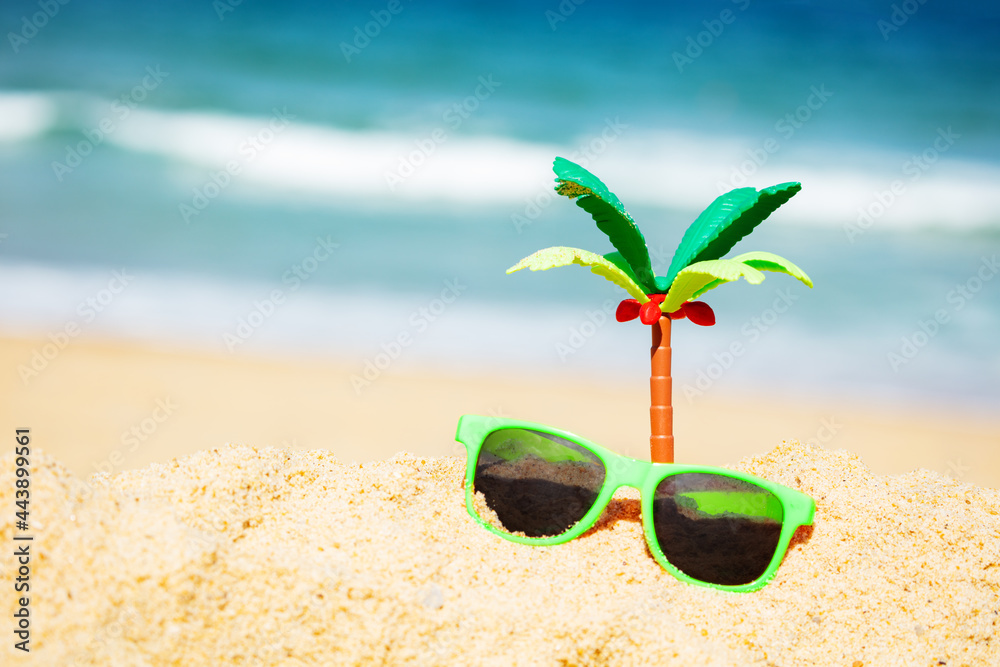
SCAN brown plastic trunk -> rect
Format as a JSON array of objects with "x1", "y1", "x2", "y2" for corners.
[{"x1": 649, "y1": 316, "x2": 673, "y2": 463}]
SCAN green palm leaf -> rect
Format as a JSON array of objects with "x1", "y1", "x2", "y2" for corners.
[
  {"x1": 507, "y1": 246, "x2": 649, "y2": 301},
  {"x1": 690, "y1": 251, "x2": 814, "y2": 298},
  {"x1": 659, "y1": 182, "x2": 802, "y2": 290},
  {"x1": 553, "y1": 157, "x2": 655, "y2": 291},
  {"x1": 660, "y1": 259, "x2": 766, "y2": 313},
  {"x1": 603, "y1": 251, "x2": 644, "y2": 288}
]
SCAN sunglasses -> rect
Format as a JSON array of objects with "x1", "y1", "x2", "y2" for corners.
[{"x1": 455, "y1": 415, "x2": 815, "y2": 592}]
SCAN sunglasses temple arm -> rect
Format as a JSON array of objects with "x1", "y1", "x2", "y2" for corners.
[{"x1": 650, "y1": 316, "x2": 674, "y2": 463}]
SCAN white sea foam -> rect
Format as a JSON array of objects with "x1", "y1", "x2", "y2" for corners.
[
  {"x1": 0, "y1": 92, "x2": 58, "y2": 142},
  {"x1": 7, "y1": 89, "x2": 1000, "y2": 229},
  {"x1": 106, "y1": 106, "x2": 561, "y2": 205},
  {"x1": 0, "y1": 260, "x2": 588, "y2": 371},
  {"x1": 105, "y1": 107, "x2": 1000, "y2": 230}
]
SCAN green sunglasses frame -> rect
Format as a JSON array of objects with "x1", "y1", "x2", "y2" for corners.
[{"x1": 455, "y1": 415, "x2": 815, "y2": 592}]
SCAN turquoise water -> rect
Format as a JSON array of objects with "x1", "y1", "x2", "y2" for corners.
[{"x1": 1, "y1": 0, "x2": 999, "y2": 410}]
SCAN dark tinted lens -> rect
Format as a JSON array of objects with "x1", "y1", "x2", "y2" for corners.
[
  {"x1": 473, "y1": 428, "x2": 606, "y2": 538},
  {"x1": 652, "y1": 473, "x2": 784, "y2": 586}
]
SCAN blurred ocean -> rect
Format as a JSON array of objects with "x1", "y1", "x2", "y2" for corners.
[{"x1": 1, "y1": 0, "x2": 999, "y2": 410}]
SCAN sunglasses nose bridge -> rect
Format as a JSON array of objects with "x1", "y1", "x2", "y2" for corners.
[{"x1": 604, "y1": 454, "x2": 650, "y2": 489}]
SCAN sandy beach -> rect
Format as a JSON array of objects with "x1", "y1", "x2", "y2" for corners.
[
  {"x1": 1, "y1": 335, "x2": 999, "y2": 664},
  {"x1": 2, "y1": 438, "x2": 998, "y2": 665}
]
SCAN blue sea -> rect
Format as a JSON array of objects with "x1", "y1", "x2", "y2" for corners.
[{"x1": 1, "y1": 0, "x2": 999, "y2": 412}]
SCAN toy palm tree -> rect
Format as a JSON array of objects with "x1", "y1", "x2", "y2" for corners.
[{"x1": 508, "y1": 157, "x2": 813, "y2": 464}]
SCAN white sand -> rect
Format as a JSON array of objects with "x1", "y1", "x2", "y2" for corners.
[{"x1": 2, "y1": 440, "x2": 998, "y2": 665}]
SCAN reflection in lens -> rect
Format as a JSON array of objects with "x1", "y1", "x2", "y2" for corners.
[
  {"x1": 653, "y1": 473, "x2": 783, "y2": 586},
  {"x1": 474, "y1": 428, "x2": 606, "y2": 538}
]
